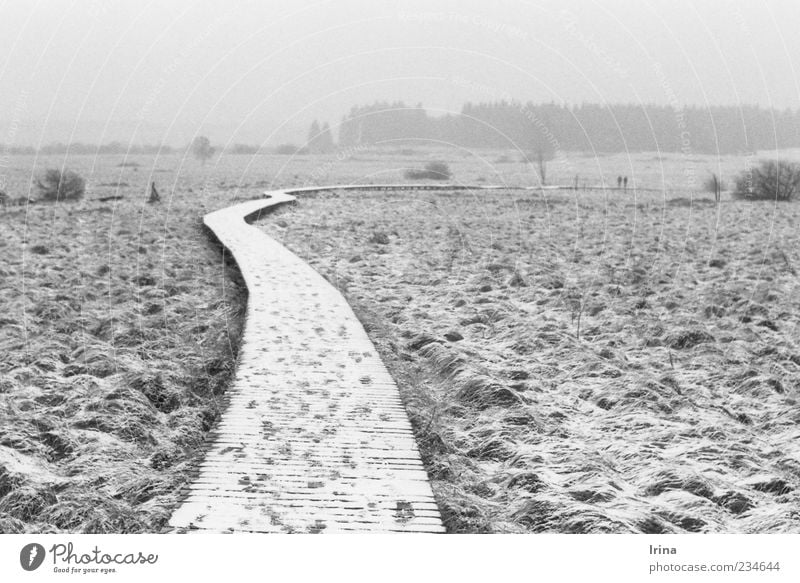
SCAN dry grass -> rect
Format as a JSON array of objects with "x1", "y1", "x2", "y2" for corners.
[
  {"x1": 0, "y1": 155, "x2": 256, "y2": 533},
  {"x1": 4, "y1": 147, "x2": 800, "y2": 534},
  {"x1": 259, "y1": 186, "x2": 800, "y2": 533}
]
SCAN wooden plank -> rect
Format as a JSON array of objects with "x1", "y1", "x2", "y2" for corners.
[{"x1": 168, "y1": 186, "x2": 455, "y2": 534}]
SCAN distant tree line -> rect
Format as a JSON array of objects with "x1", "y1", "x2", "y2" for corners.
[
  {"x1": 6, "y1": 101, "x2": 797, "y2": 157},
  {"x1": 0, "y1": 142, "x2": 176, "y2": 155},
  {"x1": 336, "y1": 101, "x2": 800, "y2": 155},
  {"x1": 1, "y1": 142, "x2": 283, "y2": 156}
]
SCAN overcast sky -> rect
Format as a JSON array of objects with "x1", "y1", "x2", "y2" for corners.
[{"x1": 1, "y1": 0, "x2": 798, "y2": 146}]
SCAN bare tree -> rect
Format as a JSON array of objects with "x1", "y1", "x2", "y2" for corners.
[
  {"x1": 704, "y1": 172, "x2": 723, "y2": 204},
  {"x1": 536, "y1": 149, "x2": 549, "y2": 186},
  {"x1": 191, "y1": 136, "x2": 215, "y2": 166}
]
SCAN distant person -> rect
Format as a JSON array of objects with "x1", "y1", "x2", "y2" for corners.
[
  {"x1": 623, "y1": 176, "x2": 628, "y2": 190},
  {"x1": 617, "y1": 176, "x2": 622, "y2": 189}
]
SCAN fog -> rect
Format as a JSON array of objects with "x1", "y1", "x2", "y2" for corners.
[{"x1": 1, "y1": 0, "x2": 798, "y2": 147}]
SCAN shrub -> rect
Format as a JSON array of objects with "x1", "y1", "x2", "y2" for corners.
[
  {"x1": 368, "y1": 231, "x2": 390, "y2": 245},
  {"x1": 230, "y1": 143, "x2": 259, "y2": 155},
  {"x1": 404, "y1": 161, "x2": 452, "y2": 180},
  {"x1": 36, "y1": 169, "x2": 85, "y2": 202},
  {"x1": 191, "y1": 136, "x2": 215, "y2": 165},
  {"x1": 732, "y1": 159, "x2": 800, "y2": 201}
]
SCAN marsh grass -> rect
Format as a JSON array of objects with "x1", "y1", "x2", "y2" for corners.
[
  {"x1": 4, "y1": 148, "x2": 800, "y2": 534},
  {"x1": 260, "y1": 187, "x2": 800, "y2": 533},
  {"x1": 0, "y1": 156, "x2": 248, "y2": 533}
]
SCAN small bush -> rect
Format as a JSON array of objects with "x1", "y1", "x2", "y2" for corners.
[
  {"x1": 405, "y1": 161, "x2": 452, "y2": 180},
  {"x1": 368, "y1": 231, "x2": 390, "y2": 245},
  {"x1": 190, "y1": 136, "x2": 215, "y2": 165},
  {"x1": 732, "y1": 159, "x2": 800, "y2": 201},
  {"x1": 230, "y1": 143, "x2": 259, "y2": 155},
  {"x1": 36, "y1": 169, "x2": 85, "y2": 202}
]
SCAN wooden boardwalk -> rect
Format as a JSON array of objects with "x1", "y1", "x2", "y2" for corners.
[{"x1": 170, "y1": 185, "x2": 513, "y2": 533}]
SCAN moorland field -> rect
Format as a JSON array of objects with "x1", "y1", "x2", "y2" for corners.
[{"x1": 1, "y1": 148, "x2": 799, "y2": 533}]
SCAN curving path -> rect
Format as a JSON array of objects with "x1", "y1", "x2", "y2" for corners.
[{"x1": 169, "y1": 184, "x2": 520, "y2": 534}]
